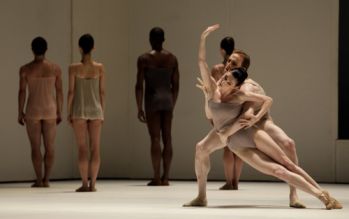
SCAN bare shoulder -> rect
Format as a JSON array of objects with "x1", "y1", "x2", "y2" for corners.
[
  {"x1": 93, "y1": 61, "x2": 105, "y2": 74},
  {"x1": 68, "y1": 62, "x2": 81, "y2": 75}
]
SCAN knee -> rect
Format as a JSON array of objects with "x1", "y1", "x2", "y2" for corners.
[
  {"x1": 150, "y1": 135, "x2": 161, "y2": 145},
  {"x1": 196, "y1": 142, "x2": 208, "y2": 156},
  {"x1": 282, "y1": 138, "x2": 296, "y2": 154},
  {"x1": 272, "y1": 166, "x2": 289, "y2": 180},
  {"x1": 45, "y1": 147, "x2": 55, "y2": 156}
]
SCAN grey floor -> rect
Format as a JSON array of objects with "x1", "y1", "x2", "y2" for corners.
[{"x1": 0, "y1": 180, "x2": 348, "y2": 219}]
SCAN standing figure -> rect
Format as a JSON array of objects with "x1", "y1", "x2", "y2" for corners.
[
  {"x1": 135, "y1": 27, "x2": 179, "y2": 186},
  {"x1": 18, "y1": 37, "x2": 63, "y2": 187},
  {"x1": 67, "y1": 34, "x2": 105, "y2": 192},
  {"x1": 211, "y1": 37, "x2": 243, "y2": 190}
]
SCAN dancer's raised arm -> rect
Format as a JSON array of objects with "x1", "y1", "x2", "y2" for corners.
[{"x1": 198, "y1": 24, "x2": 220, "y2": 98}]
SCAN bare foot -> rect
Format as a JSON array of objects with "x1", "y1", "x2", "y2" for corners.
[
  {"x1": 31, "y1": 181, "x2": 43, "y2": 188},
  {"x1": 289, "y1": 200, "x2": 306, "y2": 208},
  {"x1": 75, "y1": 186, "x2": 90, "y2": 192},
  {"x1": 89, "y1": 187, "x2": 97, "y2": 192},
  {"x1": 43, "y1": 181, "x2": 50, "y2": 188},
  {"x1": 183, "y1": 197, "x2": 207, "y2": 207},
  {"x1": 219, "y1": 183, "x2": 235, "y2": 190},
  {"x1": 161, "y1": 179, "x2": 170, "y2": 186},
  {"x1": 147, "y1": 179, "x2": 162, "y2": 186}
]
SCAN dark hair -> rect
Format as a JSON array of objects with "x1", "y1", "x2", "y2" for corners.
[
  {"x1": 149, "y1": 27, "x2": 165, "y2": 43},
  {"x1": 220, "y1": 37, "x2": 235, "y2": 56},
  {"x1": 31, "y1": 37, "x2": 47, "y2": 55},
  {"x1": 79, "y1": 34, "x2": 94, "y2": 54},
  {"x1": 231, "y1": 67, "x2": 248, "y2": 86},
  {"x1": 234, "y1": 49, "x2": 250, "y2": 70}
]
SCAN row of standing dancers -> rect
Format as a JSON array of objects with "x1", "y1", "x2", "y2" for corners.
[{"x1": 17, "y1": 25, "x2": 342, "y2": 209}]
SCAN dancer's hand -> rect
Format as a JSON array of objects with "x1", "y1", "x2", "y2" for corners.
[
  {"x1": 201, "y1": 24, "x2": 220, "y2": 39},
  {"x1": 18, "y1": 112, "x2": 25, "y2": 126},
  {"x1": 196, "y1": 77, "x2": 208, "y2": 95},
  {"x1": 239, "y1": 114, "x2": 258, "y2": 129},
  {"x1": 138, "y1": 110, "x2": 146, "y2": 123}
]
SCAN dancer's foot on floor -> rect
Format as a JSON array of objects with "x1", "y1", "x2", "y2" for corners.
[
  {"x1": 42, "y1": 180, "x2": 50, "y2": 188},
  {"x1": 75, "y1": 186, "x2": 90, "y2": 192},
  {"x1": 147, "y1": 179, "x2": 162, "y2": 186},
  {"x1": 161, "y1": 179, "x2": 170, "y2": 186},
  {"x1": 329, "y1": 196, "x2": 343, "y2": 209},
  {"x1": 319, "y1": 190, "x2": 334, "y2": 210},
  {"x1": 89, "y1": 187, "x2": 97, "y2": 192},
  {"x1": 183, "y1": 197, "x2": 207, "y2": 207},
  {"x1": 31, "y1": 181, "x2": 43, "y2": 188},
  {"x1": 219, "y1": 183, "x2": 235, "y2": 190},
  {"x1": 289, "y1": 200, "x2": 306, "y2": 208}
]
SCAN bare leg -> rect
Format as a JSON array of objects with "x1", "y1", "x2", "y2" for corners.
[
  {"x1": 183, "y1": 129, "x2": 226, "y2": 206},
  {"x1": 232, "y1": 153, "x2": 243, "y2": 190},
  {"x1": 233, "y1": 148, "x2": 335, "y2": 209},
  {"x1": 25, "y1": 119, "x2": 43, "y2": 187},
  {"x1": 41, "y1": 119, "x2": 57, "y2": 187},
  {"x1": 261, "y1": 120, "x2": 303, "y2": 207},
  {"x1": 160, "y1": 110, "x2": 173, "y2": 186},
  {"x1": 220, "y1": 147, "x2": 234, "y2": 190},
  {"x1": 146, "y1": 111, "x2": 162, "y2": 186},
  {"x1": 87, "y1": 119, "x2": 102, "y2": 191},
  {"x1": 72, "y1": 119, "x2": 90, "y2": 192},
  {"x1": 253, "y1": 129, "x2": 321, "y2": 192}
]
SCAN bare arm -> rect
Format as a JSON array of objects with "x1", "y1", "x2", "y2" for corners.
[
  {"x1": 99, "y1": 64, "x2": 106, "y2": 114},
  {"x1": 135, "y1": 56, "x2": 146, "y2": 123},
  {"x1": 198, "y1": 24, "x2": 220, "y2": 98},
  {"x1": 67, "y1": 65, "x2": 75, "y2": 124},
  {"x1": 171, "y1": 57, "x2": 179, "y2": 107},
  {"x1": 196, "y1": 77, "x2": 212, "y2": 120},
  {"x1": 217, "y1": 91, "x2": 272, "y2": 143},
  {"x1": 18, "y1": 67, "x2": 27, "y2": 125},
  {"x1": 55, "y1": 65, "x2": 63, "y2": 124}
]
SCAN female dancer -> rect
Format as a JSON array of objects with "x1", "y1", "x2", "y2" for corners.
[
  {"x1": 210, "y1": 36, "x2": 244, "y2": 190},
  {"x1": 18, "y1": 37, "x2": 63, "y2": 187},
  {"x1": 67, "y1": 34, "x2": 105, "y2": 192},
  {"x1": 184, "y1": 24, "x2": 341, "y2": 209}
]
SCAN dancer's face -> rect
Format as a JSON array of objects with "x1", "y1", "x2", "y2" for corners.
[
  {"x1": 218, "y1": 72, "x2": 238, "y2": 88},
  {"x1": 225, "y1": 53, "x2": 243, "y2": 72}
]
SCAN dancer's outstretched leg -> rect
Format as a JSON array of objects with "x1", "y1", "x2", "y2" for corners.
[
  {"x1": 233, "y1": 148, "x2": 341, "y2": 210},
  {"x1": 183, "y1": 129, "x2": 225, "y2": 207}
]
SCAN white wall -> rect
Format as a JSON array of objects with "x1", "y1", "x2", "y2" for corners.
[{"x1": 0, "y1": 0, "x2": 344, "y2": 183}]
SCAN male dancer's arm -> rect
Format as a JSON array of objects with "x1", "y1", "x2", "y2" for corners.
[
  {"x1": 18, "y1": 66, "x2": 27, "y2": 125},
  {"x1": 135, "y1": 56, "x2": 146, "y2": 123},
  {"x1": 55, "y1": 65, "x2": 63, "y2": 124},
  {"x1": 217, "y1": 91, "x2": 273, "y2": 143},
  {"x1": 171, "y1": 57, "x2": 179, "y2": 107}
]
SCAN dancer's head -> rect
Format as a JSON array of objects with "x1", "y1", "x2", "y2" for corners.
[
  {"x1": 225, "y1": 49, "x2": 250, "y2": 72},
  {"x1": 219, "y1": 67, "x2": 248, "y2": 88},
  {"x1": 149, "y1": 27, "x2": 165, "y2": 51},
  {"x1": 31, "y1": 37, "x2": 47, "y2": 56},
  {"x1": 79, "y1": 34, "x2": 94, "y2": 54},
  {"x1": 220, "y1": 37, "x2": 235, "y2": 59}
]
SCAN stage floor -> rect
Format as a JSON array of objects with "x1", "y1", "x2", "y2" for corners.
[{"x1": 0, "y1": 180, "x2": 348, "y2": 219}]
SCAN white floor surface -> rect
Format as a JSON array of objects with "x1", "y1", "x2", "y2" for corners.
[{"x1": 0, "y1": 180, "x2": 348, "y2": 219}]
